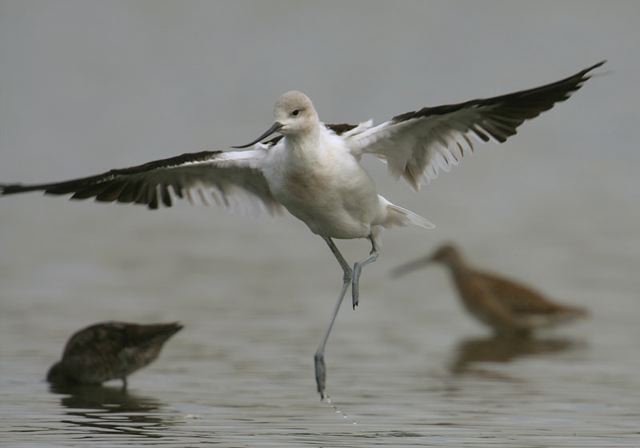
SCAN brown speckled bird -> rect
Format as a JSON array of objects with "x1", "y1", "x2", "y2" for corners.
[
  {"x1": 47, "y1": 321, "x2": 182, "y2": 388},
  {"x1": 393, "y1": 244, "x2": 588, "y2": 336}
]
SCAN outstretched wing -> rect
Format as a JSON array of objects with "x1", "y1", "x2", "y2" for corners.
[
  {"x1": 346, "y1": 61, "x2": 605, "y2": 190},
  {"x1": 0, "y1": 149, "x2": 283, "y2": 214}
]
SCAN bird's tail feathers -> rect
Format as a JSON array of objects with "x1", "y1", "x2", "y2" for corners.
[{"x1": 383, "y1": 202, "x2": 435, "y2": 230}]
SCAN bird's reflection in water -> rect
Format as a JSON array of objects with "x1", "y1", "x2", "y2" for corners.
[
  {"x1": 50, "y1": 383, "x2": 171, "y2": 439},
  {"x1": 449, "y1": 334, "x2": 582, "y2": 380}
]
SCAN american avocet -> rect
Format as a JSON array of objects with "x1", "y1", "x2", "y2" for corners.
[
  {"x1": 393, "y1": 243, "x2": 588, "y2": 336},
  {"x1": 47, "y1": 322, "x2": 182, "y2": 388},
  {"x1": 2, "y1": 62, "x2": 603, "y2": 398}
]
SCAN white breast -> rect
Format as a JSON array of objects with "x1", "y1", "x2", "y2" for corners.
[{"x1": 263, "y1": 128, "x2": 380, "y2": 239}]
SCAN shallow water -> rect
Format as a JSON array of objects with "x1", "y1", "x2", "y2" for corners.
[
  {"x1": 2, "y1": 216, "x2": 639, "y2": 448},
  {"x1": 1, "y1": 1, "x2": 640, "y2": 447}
]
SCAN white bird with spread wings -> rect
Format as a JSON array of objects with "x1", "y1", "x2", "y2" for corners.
[{"x1": 1, "y1": 61, "x2": 604, "y2": 398}]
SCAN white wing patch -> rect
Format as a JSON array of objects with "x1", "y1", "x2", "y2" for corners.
[
  {"x1": 1, "y1": 148, "x2": 284, "y2": 215},
  {"x1": 344, "y1": 62, "x2": 603, "y2": 190}
]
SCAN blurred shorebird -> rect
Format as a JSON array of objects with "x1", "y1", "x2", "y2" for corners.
[
  {"x1": 393, "y1": 244, "x2": 588, "y2": 336},
  {"x1": 2, "y1": 62, "x2": 603, "y2": 398},
  {"x1": 47, "y1": 321, "x2": 182, "y2": 388}
]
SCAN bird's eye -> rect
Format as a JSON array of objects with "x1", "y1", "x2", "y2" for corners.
[{"x1": 291, "y1": 109, "x2": 301, "y2": 116}]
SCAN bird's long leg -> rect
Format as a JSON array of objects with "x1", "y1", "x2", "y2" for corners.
[
  {"x1": 314, "y1": 237, "x2": 352, "y2": 399},
  {"x1": 351, "y1": 235, "x2": 379, "y2": 309}
]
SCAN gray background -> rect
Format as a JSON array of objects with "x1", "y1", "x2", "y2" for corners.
[{"x1": 1, "y1": 1, "x2": 639, "y2": 446}]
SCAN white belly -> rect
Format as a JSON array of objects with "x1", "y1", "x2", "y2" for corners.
[{"x1": 265, "y1": 139, "x2": 380, "y2": 239}]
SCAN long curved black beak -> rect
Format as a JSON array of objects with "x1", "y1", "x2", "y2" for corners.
[
  {"x1": 232, "y1": 122, "x2": 283, "y2": 149},
  {"x1": 390, "y1": 256, "x2": 432, "y2": 278}
]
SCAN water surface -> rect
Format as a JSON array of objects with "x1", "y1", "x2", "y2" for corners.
[{"x1": 1, "y1": 1, "x2": 639, "y2": 446}]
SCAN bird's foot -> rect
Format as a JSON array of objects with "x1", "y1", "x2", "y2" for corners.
[
  {"x1": 352, "y1": 285, "x2": 359, "y2": 309},
  {"x1": 314, "y1": 352, "x2": 326, "y2": 400},
  {"x1": 352, "y1": 266, "x2": 361, "y2": 309}
]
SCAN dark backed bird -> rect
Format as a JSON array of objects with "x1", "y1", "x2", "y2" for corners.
[{"x1": 47, "y1": 321, "x2": 182, "y2": 388}]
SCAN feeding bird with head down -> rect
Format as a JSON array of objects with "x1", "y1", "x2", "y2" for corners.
[
  {"x1": 1, "y1": 61, "x2": 604, "y2": 398},
  {"x1": 47, "y1": 321, "x2": 183, "y2": 388}
]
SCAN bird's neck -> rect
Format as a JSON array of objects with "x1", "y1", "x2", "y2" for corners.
[
  {"x1": 444, "y1": 255, "x2": 470, "y2": 279},
  {"x1": 444, "y1": 257, "x2": 478, "y2": 308},
  {"x1": 284, "y1": 125, "x2": 322, "y2": 156}
]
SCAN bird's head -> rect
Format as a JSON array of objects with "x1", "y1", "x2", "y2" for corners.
[
  {"x1": 429, "y1": 243, "x2": 462, "y2": 266},
  {"x1": 273, "y1": 90, "x2": 318, "y2": 136},
  {"x1": 391, "y1": 243, "x2": 463, "y2": 277},
  {"x1": 232, "y1": 90, "x2": 318, "y2": 148}
]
